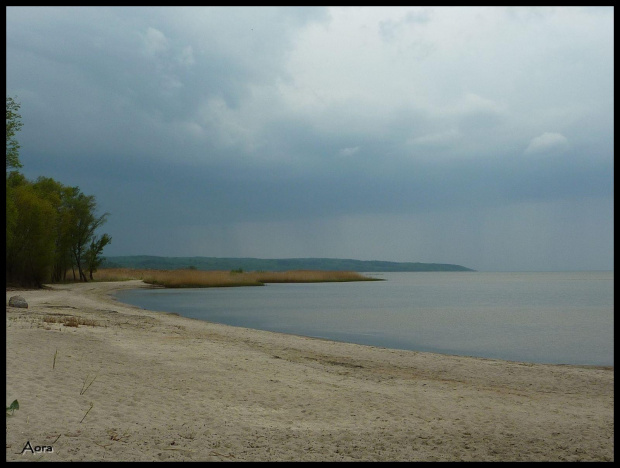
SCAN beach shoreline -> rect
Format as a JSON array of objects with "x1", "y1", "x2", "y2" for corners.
[{"x1": 6, "y1": 281, "x2": 614, "y2": 461}]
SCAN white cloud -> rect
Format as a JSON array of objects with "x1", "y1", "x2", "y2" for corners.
[
  {"x1": 452, "y1": 93, "x2": 505, "y2": 118},
  {"x1": 177, "y1": 45, "x2": 195, "y2": 67},
  {"x1": 143, "y1": 27, "x2": 169, "y2": 56},
  {"x1": 338, "y1": 146, "x2": 360, "y2": 157},
  {"x1": 524, "y1": 132, "x2": 570, "y2": 156},
  {"x1": 408, "y1": 129, "x2": 461, "y2": 147}
]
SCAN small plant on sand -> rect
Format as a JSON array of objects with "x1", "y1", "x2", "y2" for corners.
[
  {"x1": 80, "y1": 372, "x2": 100, "y2": 395},
  {"x1": 107, "y1": 428, "x2": 130, "y2": 442},
  {"x1": 44, "y1": 315, "x2": 100, "y2": 328},
  {"x1": 80, "y1": 402, "x2": 94, "y2": 423},
  {"x1": 63, "y1": 316, "x2": 81, "y2": 327},
  {"x1": 6, "y1": 399, "x2": 19, "y2": 416}
]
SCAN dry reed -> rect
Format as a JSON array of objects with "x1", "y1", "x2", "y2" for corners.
[
  {"x1": 93, "y1": 268, "x2": 379, "y2": 288},
  {"x1": 43, "y1": 315, "x2": 100, "y2": 327}
]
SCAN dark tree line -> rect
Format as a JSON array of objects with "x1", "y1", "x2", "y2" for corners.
[{"x1": 6, "y1": 96, "x2": 111, "y2": 287}]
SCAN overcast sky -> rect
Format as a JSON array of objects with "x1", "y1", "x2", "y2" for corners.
[{"x1": 6, "y1": 6, "x2": 614, "y2": 271}]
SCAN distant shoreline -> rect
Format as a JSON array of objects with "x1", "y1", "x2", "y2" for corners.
[{"x1": 102, "y1": 255, "x2": 475, "y2": 272}]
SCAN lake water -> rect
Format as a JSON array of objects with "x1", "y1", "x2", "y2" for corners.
[{"x1": 114, "y1": 271, "x2": 614, "y2": 366}]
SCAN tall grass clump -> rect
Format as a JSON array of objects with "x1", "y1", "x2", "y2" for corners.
[
  {"x1": 250, "y1": 270, "x2": 378, "y2": 284},
  {"x1": 92, "y1": 268, "x2": 145, "y2": 282},
  {"x1": 93, "y1": 268, "x2": 380, "y2": 288},
  {"x1": 43, "y1": 315, "x2": 100, "y2": 327}
]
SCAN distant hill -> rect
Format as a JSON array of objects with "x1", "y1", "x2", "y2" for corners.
[{"x1": 101, "y1": 256, "x2": 475, "y2": 272}]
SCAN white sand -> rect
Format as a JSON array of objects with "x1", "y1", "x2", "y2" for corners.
[{"x1": 6, "y1": 281, "x2": 613, "y2": 461}]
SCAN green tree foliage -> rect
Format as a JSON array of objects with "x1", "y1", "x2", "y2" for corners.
[
  {"x1": 6, "y1": 96, "x2": 23, "y2": 171},
  {"x1": 6, "y1": 96, "x2": 23, "y2": 249},
  {"x1": 6, "y1": 179, "x2": 19, "y2": 251},
  {"x1": 64, "y1": 189, "x2": 110, "y2": 282},
  {"x1": 31, "y1": 177, "x2": 78, "y2": 282},
  {"x1": 5, "y1": 97, "x2": 112, "y2": 287},
  {"x1": 84, "y1": 233, "x2": 112, "y2": 280},
  {"x1": 6, "y1": 179, "x2": 56, "y2": 287}
]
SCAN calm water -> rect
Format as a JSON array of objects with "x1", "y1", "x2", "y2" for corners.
[{"x1": 115, "y1": 271, "x2": 614, "y2": 366}]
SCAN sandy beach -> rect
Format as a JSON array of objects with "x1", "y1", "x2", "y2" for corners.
[{"x1": 5, "y1": 280, "x2": 613, "y2": 461}]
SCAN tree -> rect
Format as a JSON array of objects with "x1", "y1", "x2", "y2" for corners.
[
  {"x1": 5, "y1": 181, "x2": 57, "y2": 287},
  {"x1": 6, "y1": 96, "x2": 23, "y2": 171},
  {"x1": 6, "y1": 174, "x2": 20, "y2": 252},
  {"x1": 65, "y1": 189, "x2": 110, "y2": 282},
  {"x1": 32, "y1": 177, "x2": 77, "y2": 282},
  {"x1": 6, "y1": 97, "x2": 23, "y2": 255},
  {"x1": 5, "y1": 98, "x2": 113, "y2": 287},
  {"x1": 84, "y1": 233, "x2": 112, "y2": 280}
]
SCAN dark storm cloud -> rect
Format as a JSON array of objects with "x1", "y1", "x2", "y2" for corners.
[
  {"x1": 6, "y1": 7, "x2": 328, "y2": 159},
  {"x1": 6, "y1": 6, "x2": 613, "y2": 271}
]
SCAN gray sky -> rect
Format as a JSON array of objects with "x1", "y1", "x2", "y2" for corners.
[{"x1": 6, "y1": 6, "x2": 614, "y2": 271}]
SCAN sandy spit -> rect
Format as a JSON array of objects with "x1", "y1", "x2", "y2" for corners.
[{"x1": 5, "y1": 280, "x2": 613, "y2": 461}]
